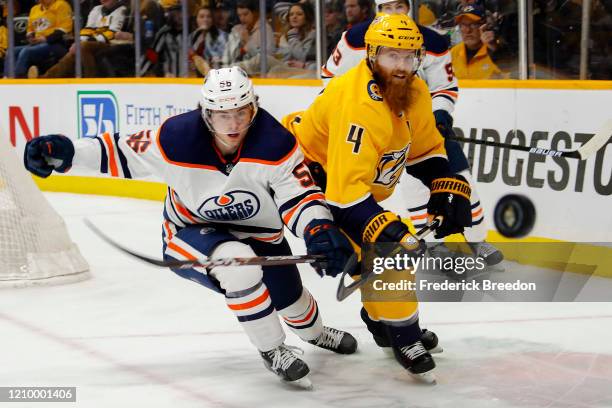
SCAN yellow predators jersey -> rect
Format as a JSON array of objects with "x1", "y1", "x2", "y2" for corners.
[
  {"x1": 27, "y1": 0, "x2": 73, "y2": 38},
  {"x1": 283, "y1": 59, "x2": 447, "y2": 244},
  {"x1": 0, "y1": 26, "x2": 7, "y2": 58}
]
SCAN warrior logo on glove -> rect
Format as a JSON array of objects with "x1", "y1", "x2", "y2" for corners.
[{"x1": 427, "y1": 175, "x2": 472, "y2": 238}]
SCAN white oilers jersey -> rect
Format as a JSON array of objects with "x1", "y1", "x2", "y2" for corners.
[
  {"x1": 322, "y1": 19, "x2": 458, "y2": 114},
  {"x1": 71, "y1": 108, "x2": 332, "y2": 242}
]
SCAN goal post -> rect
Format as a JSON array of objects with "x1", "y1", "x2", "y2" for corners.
[{"x1": 0, "y1": 131, "x2": 89, "y2": 288}]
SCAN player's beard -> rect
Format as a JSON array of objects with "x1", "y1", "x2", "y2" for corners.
[{"x1": 373, "y1": 62, "x2": 416, "y2": 116}]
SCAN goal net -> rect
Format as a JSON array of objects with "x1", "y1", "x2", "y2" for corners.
[{"x1": 0, "y1": 133, "x2": 89, "y2": 288}]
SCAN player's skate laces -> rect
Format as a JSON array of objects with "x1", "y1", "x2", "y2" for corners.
[
  {"x1": 308, "y1": 326, "x2": 357, "y2": 354},
  {"x1": 470, "y1": 242, "x2": 504, "y2": 266},
  {"x1": 393, "y1": 340, "x2": 436, "y2": 376},
  {"x1": 260, "y1": 344, "x2": 310, "y2": 383},
  {"x1": 401, "y1": 342, "x2": 427, "y2": 360}
]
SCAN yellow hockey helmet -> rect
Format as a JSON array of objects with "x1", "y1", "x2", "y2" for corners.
[{"x1": 365, "y1": 13, "x2": 424, "y2": 70}]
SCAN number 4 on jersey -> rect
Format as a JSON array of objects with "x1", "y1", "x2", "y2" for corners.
[{"x1": 346, "y1": 124, "x2": 364, "y2": 154}]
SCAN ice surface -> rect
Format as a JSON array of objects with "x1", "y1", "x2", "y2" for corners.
[{"x1": 1, "y1": 193, "x2": 611, "y2": 408}]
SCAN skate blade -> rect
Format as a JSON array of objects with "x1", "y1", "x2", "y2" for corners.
[
  {"x1": 283, "y1": 375, "x2": 313, "y2": 390},
  {"x1": 410, "y1": 371, "x2": 436, "y2": 384}
]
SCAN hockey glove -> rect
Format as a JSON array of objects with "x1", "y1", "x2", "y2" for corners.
[
  {"x1": 433, "y1": 110, "x2": 454, "y2": 139},
  {"x1": 362, "y1": 211, "x2": 426, "y2": 262},
  {"x1": 427, "y1": 174, "x2": 472, "y2": 238},
  {"x1": 24, "y1": 135, "x2": 75, "y2": 178},
  {"x1": 304, "y1": 219, "x2": 354, "y2": 277}
]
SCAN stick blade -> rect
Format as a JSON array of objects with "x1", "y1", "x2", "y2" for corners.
[
  {"x1": 336, "y1": 254, "x2": 360, "y2": 301},
  {"x1": 576, "y1": 118, "x2": 612, "y2": 160}
]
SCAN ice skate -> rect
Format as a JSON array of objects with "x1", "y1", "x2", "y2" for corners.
[
  {"x1": 427, "y1": 243, "x2": 464, "y2": 275},
  {"x1": 260, "y1": 344, "x2": 312, "y2": 389},
  {"x1": 308, "y1": 326, "x2": 358, "y2": 354},
  {"x1": 393, "y1": 341, "x2": 436, "y2": 384},
  {"x1": 469, "y1": 241, "x2": 504, "y2": 266},
  {"x1": 420, "y1": 329, "x2": 443, "y2": 354},
  {"x1": 374, "y1": 329, "x2": 442, "y2": 354}
]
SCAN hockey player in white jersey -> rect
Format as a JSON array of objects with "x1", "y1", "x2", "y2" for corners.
[
  {"x1": 23, "y1": 67, "x2": 357, "y2": 388},
  {"x1": 323, "y1": 0, "x2": 503, "y2": 265}
]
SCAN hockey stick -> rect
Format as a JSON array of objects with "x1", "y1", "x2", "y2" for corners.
[
  {"x1": 447, "y1": 118, "x2": 612, "y2": 160},
  {"x1": 336, "y1": 217, "x2": 441, "y2": 302},
  {"x1": 84, "y1": 219, "x2": 324, "y2": 269}
]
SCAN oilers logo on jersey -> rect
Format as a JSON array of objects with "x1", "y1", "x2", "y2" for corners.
[
  {"x1": 373, "y1": 144, "x2": 410, "y2": 187},
  {"x1": 197, "y1": 190, "x2": 261, "y2": 221},
  {"x1": 367, "y1": 80, "x2": 383, "y2": 102}
]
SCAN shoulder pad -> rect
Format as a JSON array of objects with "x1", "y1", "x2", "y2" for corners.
[
  {"x1": 158, "y1": 109, "x2": 216, "y2": 165},
  {"x1": 241, "y1": 109, "x2": 297, "y2": 163},
  {"x1": 345, "y1": 19, "x2": 373, "y2": 49},
  {"x1": 418, "y1": 25, "x2": 450, "y2": 54}
]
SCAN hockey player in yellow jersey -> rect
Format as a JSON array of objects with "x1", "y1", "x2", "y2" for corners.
[
  {"x1": 283, "y1": 14, "x2": 472, "y2": 381},
  {"x1": 5, "y1": 0, "x2": 73, "y2": 78}
]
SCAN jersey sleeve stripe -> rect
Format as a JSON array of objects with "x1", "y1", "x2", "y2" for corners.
[
  {"x1": 102, "y1": 132, "x2": 119, "y2": 177},
  {"x1": 321, "y1": 65, "x2": 334, "y2": 78},
  {"x1": 114, "y1": 133, "x2": 132, "y2": 179},
  {"x1": 94, "y1": 137, "x2": 108, "y2": 174},
  {"x1": 251, "y1": 231, "x2": 284, "y2": 242},
  {"x1": 278, "y1": 189, "x2": 321, "y2": 215},
  {"x1": 282, "y1": 193, "x2": 326, "y2": 225},
  {"x1": 164, "y1": 194, "x2": 187, "y2": 227},
  {"x1": 170, "y1": 189, "x2": 201, "y2": 224},
  {"x1": 433, "y1": 94, "x2": 457, "y2": 105},
  {"x1": 288, "y1": 201, "x2": 329, "y2": 236},
  {"x1": 431, "y1": 90, "x2": 459, "y2": 98}
]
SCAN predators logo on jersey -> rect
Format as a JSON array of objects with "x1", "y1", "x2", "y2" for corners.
[
  {"x1": 373, "y1": 144, "x2": 410, "y2": 187},
  {"x1": 367, "y1": 80, "x2": 383, "y2": 102}
]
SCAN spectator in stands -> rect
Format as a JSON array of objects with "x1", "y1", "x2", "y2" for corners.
[
  {"x1": 4, "y1": 0, "x2": 72, "y2": 78},
  {"x1": 140, "y1": 2, "x2": 185, "y2": 77},
  {"x1": 450, "y1": 4, "x2": 504, "y2": 79},
  {"x1": 39, "y1": 0, "x2": 128, "y2": 78},
  {"x1": 191, "y1": 6, "x2": 228, "y2": 76},
  {"x1": 221, "y1": 0, "x2": 274, "y2": 75},
  {"x1": 324, "y1": 0, "x2": 344, "y2": 58},
  {"x1": 0, "y1": 19, "x2": 6, "y2": 74},
  {"x1": 343, "y1": 0, "x2": 372, "y2": 28},
  {"x1": 96, "y1": 0, "x2": 165, "y2": 77},
  {"x1": 213, "y1": 3, "x2": 232, "y2": 32},
  {"x1": 276, "y1": 2, "x2": 316, "y2": 71}
]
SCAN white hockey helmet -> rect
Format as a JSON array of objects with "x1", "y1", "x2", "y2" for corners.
[
  {"x1": 374, "y1": 0, "x2": 411, "y2": 11},
  {"x1": 200, "y1": 66, "x2": 258, "y2": 134}
]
